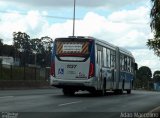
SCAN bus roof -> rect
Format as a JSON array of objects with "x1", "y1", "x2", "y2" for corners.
[
  {"x1": 62, "y1": 36, "x2": 117, "y2": 50},
  {"x1": 55, "y1": 36, "x2": 133, "y2": 57},
  {"x1": 119, "y1": 47, "x2": 133, "y2": 58}
]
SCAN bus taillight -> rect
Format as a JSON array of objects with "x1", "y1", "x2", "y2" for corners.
[
  {"x1": 89, "y1": 62, "x2": 94, "y2": 78},
  {"x1": 50, "y1": 62, "x2": 55, "y2": 77}
]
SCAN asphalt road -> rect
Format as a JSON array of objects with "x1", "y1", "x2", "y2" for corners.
[{"x1": 0, "y1": 89, "x2": 160, "y2": 118}]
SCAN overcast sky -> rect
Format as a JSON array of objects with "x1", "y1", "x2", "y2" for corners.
[
  {"x1": 0, "y1": 0, "x2": 159, "y2": 73},
  {"x1": 1, "y1": 0, "x2": 146, "y2": 8}
]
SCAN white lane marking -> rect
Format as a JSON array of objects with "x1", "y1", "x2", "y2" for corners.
[
  {"x1": 0, "y1": 96, "x2": 14, "y2": 99},
  {"x1": 58, "y1": 101, "x2": 82, "y2": 107}
]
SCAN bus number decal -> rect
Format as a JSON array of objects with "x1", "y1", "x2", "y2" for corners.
[{"x1": 67, "y1": 65, "x2": 77, "y2": 69}]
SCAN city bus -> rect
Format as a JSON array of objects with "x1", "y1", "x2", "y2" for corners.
[{"x1": 50, "y1": 36, "x2": 137, "y2": 96}]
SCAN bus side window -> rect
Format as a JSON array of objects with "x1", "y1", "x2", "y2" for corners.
[
  {"x1": 124, "y1": 56, "x2": 127, "y2": 71},
  {"x1": 96, "y1": 45, "x2": 98, "y2": 64},
  {"x1": 107, "y1": 49, "x2": 110, "y2": 68},
  {"x1": 120, "y1": 54, "x2": 123, "y2": 70},
  {"x1": 114, "y1": 54, "x2": 116, "y2": 68},
  {"x1": 129, "y1": 58, "x2": 132, "y2": 73},
  {"x1": 127, "y1": 57, "x2": 130, "y2": 72},
  {"x1": 111, "y1": 51, "x2": 116, "y2": 69},
  {"x1": 103, "y1": 47, "x2": 107, "y2": 67},
  {"x1": 111, "y1": 54, "x2": 113, "y2": 68},
  {"x1": 96, "y1": 44, "x2": 103, "y2": 65},
  {"x1": 121, "y1": 54, "x2": 124, "y2": 71}
]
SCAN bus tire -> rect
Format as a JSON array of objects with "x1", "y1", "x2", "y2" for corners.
[
  {"x1": 90, "y1": 85, "x2": 106, "y2": 96},
  {"x1": 127, "y1": 89, "x2": 131, "y2": 94},
  {"x1": 115, "y1": 89, "x2": 123, "y2": 94},
  {"x1": 98, "y1": 79, "x2": 106, "y2": 96},
  {"x1": 114, "y1": 90, "x2": 118, "y2": 94},
  {"x1": 102, "y1": 79, "x2": 106, "y2": 95},
  {"x1": 120, "y1": 80, "x2": 125, "y2": 94},
  {"x1": 62, "y1": 88, "x2": 75, "y2": 96},
  {"x1": 115, "y1": 81, "x2": 124, "y2": 95}
]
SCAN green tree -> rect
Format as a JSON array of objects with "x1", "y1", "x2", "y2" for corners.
[
  {"x1": 136, "y1": 66, "x2": 152, "y2": 89},
  {"x1": 0, "y1": 39, "x2": 15, "y2": 57},
  {"x1": 0, "y1": 39, "x2": 3, "y2": 56},
  {"x1": 0, "y1": 39, "x2": 2, "y2": 65},
  {"x1": 30, "y1": 38, "x2": 44, "y2": 54},
  {"x1": 13, "y1": 32, "x2": 30, "y2": 51},
  {"x1": 147, "y1": 39, "x2": 160, "y2": 56},
  {"x1": 0, "y1": 39, "x2": 3, "y2": 45},
  {"x1": 2, "y1": 44, "x2": 15, "y2": 57},
  {"x1": 150, "y1": 0, "x2": 160, "y2": 38},
  {"x1": 147, "y1": 0, "x2": 160, "y2": 56},
  {"x1": 30, "y1": 38, "x2": 44, "y2": 65},
  {"x1": 41, "y1": 36, "x2": 52, "y2": 52},
  {"x1": 153, "y1": 70, "x2": 160, "y2": 82},
  {"x1": 30, "y1": 36, "x2": 53, "y2": 67},
  {"x1": 40, "y1": 36, "x2": 53, "y2": 67},
  {"x1": 12, "y1": 31, "x2": 53, "y2": 67},
  {"x1": 13, "y1": 32, "x2": 31, "y2": 66}
]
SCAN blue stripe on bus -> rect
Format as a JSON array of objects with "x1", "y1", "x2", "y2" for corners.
[
  {"x1": 89, "y1": 40, "x2": 95, "y2": 76},
  {"x1": 120, "y1": 71, "x2": 134, "y2": 81},
  {"x1": 90, "y1": 41, "x2": 95, "y2": 64}
]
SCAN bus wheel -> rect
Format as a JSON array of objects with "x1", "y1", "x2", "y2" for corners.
[
  {"x1": 98, "y1": 79, "x2": 106, "y2": 96},
  {"x1": 62, "y1": 88, "x2": 75, "y2": 96},
  {"x1": 114, "y1": 88, "x2": 123, "y2": 95},
  {"x1": 119, "y1": 80, "x2": 125, "y2": 94},
  {"x1": 127, "y1": 89, "x2": 131, "y2": 94},
  {"x1": 119, "y1": 89, "x2": 123, "y2": 94},
  {"x1": 102, "y1": 79, "x2": 106, "y2": 96},
  {"x1": 114, "y1": 89, "x2": 123, "y2": 95}
]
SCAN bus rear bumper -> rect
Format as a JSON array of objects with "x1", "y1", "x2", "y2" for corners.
[{"x1": 50, "y1": 76, "x2": 97, "y2": 90}]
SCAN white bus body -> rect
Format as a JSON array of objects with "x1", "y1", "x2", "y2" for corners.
[{"x1": 50, "y1": 36, "x2": 137, "y2": 95}]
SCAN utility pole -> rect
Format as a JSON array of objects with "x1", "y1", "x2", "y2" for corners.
[{"x1": 73, "y1": 0, "x2": 76, "y2": 36}]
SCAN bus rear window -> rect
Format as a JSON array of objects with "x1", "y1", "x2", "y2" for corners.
[
  {"x1": 56, "y1": 41, "x2": 89, "y2": 56},
  {"x1": 55, "y1": 38, "x2": 93, "y2": 61}
]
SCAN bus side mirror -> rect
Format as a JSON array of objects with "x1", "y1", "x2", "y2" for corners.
[{"x1": 134, "y1": 63, "x2": 138, "y2": 70}]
